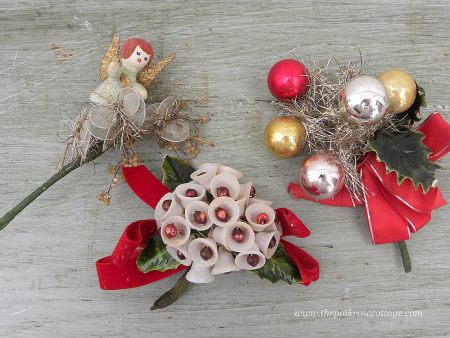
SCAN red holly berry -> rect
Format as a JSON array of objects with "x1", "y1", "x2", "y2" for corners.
[
  {"x1": 200, "y1": 246, "x2": 213, "y2": 260},
  {"x1": 161, "y1": 199, "x2": 172, "y2": 211},
  {"x1": 231, "y1": 227, "x2": 245, "y2": 242},
  {"x1": 193, "y1": 211, "x2": 207, "y2": 225},
  {"x1": 216, "y1": 186, "x2": 230, "y2": 197},
  {"x1": 176, "y1": 250, "x2": 186, "y2": 260},
  {"x1": 255, "y1": 213, "x2": 269, "y2": 225},
  {"x1": 215, "y1": 207, "x2": 230, "y2": 222},
  {"x1": 164, "y1": 223, "x2": 177, "y2": 238},
  {"x1": 268, "y1": 236, "x2": 277, "y2": 248},
  {"x1": 249, "y1": 186, "x2": 256, "y2": 198},
  {"x1": 185, "y1": 189, "x2": 198, "y2": 197},
  {"x1": 247, "y1": 254, "x2": 260, "y2": 267}
]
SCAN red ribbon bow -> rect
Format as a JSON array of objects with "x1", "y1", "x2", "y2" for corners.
[
  {"x1": 288, "y1": 112, "x2": 450, "y2": 245},
  {"x1": 96, "y1": 166, "x2": 320, "y2": 289}
]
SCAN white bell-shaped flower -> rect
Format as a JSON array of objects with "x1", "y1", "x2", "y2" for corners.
[
  {"x1": 174, "y1": 182, "x2": 206, "y2": 208},
  {"x1": 190, "y1": 165, "x2": 218, "y2": 191},
  {"x1": 245, "y1": 203, "x2": 276, "y2": 232},
  {"x1": 199, "y1": 162, "x2": 222, "y2": 169},
  {"x1": 154, "y1": 192, "x2": 183, "y2": 225},
  {"x1": 186, "y1": 263, "x2": 215, "y2": 283},
  {"x1": 217, "y1": 165, "x2": 243, "y2": 179},
  {"x1": 212, "y1": 246, "x2": 240, "y2": 275},
  {"x1": 210, "y1": 173, "x2": 241, "y2": 200},
  {"x1": 185, "y1": 201, "x2": 213, "y2": 231},
  {"x1": 212, "y1": 221, "x2": 255, "y2": 252},
  {"x1": 208, "y1": 196, "x2": 240, "y2": 227},
  {"x1": 248, "y1": 197, "x2": 273, "y2": 206},
  {"x1": 236, "y1": 182, "x2": 252, "y2": 215},
  {"x1": 160, "y1": 216, "x2": 190, "y2": 247},
  {"x1": 166, "y1": 235, "x2": 194, "y2": 266},
  {"x1": 234, "y1": 244, "x2": 266, "y2": 270},
  {"x1": 188, "y1": 238, "x2": 218, "y2": 267},
  {"x1": 255, "y1": 231, "x2": 280, "y2": 259}
]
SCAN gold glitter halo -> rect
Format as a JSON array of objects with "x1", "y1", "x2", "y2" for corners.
[{"x1": 99, "y1": 35, "x2": 120, "y2": 81}]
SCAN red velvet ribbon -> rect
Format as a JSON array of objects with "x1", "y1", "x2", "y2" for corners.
[
  {"x1": 96, "y1": 220, "x2": 186, "y2": 290},
  {"x1": 121, "y1": 165, "x2": 169, "y2": 209},
  {"x1": 288, "y1": 112, "x2": 450, "y2": 245},
  {"x1": 96, "y1": 166, "x2": 319, "y2": 289}
]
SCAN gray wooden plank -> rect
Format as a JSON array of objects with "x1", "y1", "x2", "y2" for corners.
[{"x1": 0, "y1": 1, "x2": 449, "y2": 337}]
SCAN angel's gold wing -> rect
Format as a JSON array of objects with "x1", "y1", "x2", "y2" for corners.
[
  {"x1": 99, "y1": 35, "x2": 120, "y2": 81},
  {"x1": 136, "y1": 52, "x2": 176, "y2": 88}
]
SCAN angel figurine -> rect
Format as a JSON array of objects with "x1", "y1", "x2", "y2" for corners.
[{"x1": 90, "y1": 35, "x2": 176, "y2": 105}]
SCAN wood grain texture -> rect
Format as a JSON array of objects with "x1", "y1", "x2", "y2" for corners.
[{"x1": 0, "y1": 1, "x2": 449, "y2": 337}]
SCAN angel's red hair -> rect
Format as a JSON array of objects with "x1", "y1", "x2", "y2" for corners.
[{"x1": 120, "y1": 38, "x2": 153, "y2": 65}]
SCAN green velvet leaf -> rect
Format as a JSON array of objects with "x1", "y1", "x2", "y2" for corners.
[
  {"x1": 137, "y1": 235, "x2": 180, "y2": 273},
  {"x1": 161, "y1": 155, "x2": 195, "y2": 191},
  {"x1": 367, "y1": 128, "x2": 440, "y2": 192},
  {"x1": 251, "y1": 245, "x2": 301, "y2": 285},
  {"x1": 151, "y1": 271, "x2": 190, "y2": 311}
]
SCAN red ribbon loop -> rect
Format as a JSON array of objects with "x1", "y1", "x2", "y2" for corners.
[
  {"x1": 288, "y1": 112, "x2": 449, "y2": 245},
  {"x1": 275, "y1": 207, "x2": 311, "y2": 238},
  {"x1": 280, "y1": 239, "x2": 320, "y2": 286},
  {"x1": 122, "y1": 166, "x2": 169, "y2": 209},
  {"x1": 96, "y1": 220, "x2": 185, "y2": 290},
  {"x1": 416, "y1": 112, "x2": 450, "y2": 161}
]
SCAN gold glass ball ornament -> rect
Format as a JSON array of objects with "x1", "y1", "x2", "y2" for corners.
[
  {"x1": 377, "y1": 69, "x2": 417, "y2": 114},
  {"x1": 299, "y1": 153, "x2": 345, "y2": 200},
  {"x1": 341, "y1": 75, "x2": 390, "y2": 125},
  {"x1": 264, "y1": 116, "x2": 306, "y2": 158}
]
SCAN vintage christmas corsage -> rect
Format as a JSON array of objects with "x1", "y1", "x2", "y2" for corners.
[
  {"x1": 0, "y1": 35, "x2": 210, "y2": 230},
  {"x1": 263, "y1": 57, "x2": 450, "y2": 272},
  {"x1": 96, "y1": 157, "x2": 319, "y2": 309}
]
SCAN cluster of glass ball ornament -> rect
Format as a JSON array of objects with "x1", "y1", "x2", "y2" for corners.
[
  {"x1": 265, "y1": 59, "x2": 419, "y2": 200},
  {"x1": 154, "y1": 163, "x2": 282, "y2": 283}
]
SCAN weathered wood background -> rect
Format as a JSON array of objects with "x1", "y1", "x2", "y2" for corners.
[{"x1": 0, "y1": 1, "x2": 449, "y2": 337}]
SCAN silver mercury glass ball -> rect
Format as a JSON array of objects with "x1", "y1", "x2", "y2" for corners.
[
  {"x1": 299, "y1": 153, "x2": 345, "y2": 200},
  {"x1": 341, "y1": 75, "x2": 390, "y2": 125}
]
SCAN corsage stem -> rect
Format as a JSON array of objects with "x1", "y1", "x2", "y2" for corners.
[
  {"x1": 151, "y1": 271, "x2": 191, "y2": 311},
  {"x1": 0, "y1": 144, "x2": 106, "y2": 231},
  {"x1": 398, "y1": 241, "x2": 412, "y2": 273}
]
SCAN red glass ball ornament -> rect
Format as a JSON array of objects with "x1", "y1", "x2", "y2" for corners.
[
  {"x1": 164, "y1": 223, "x2": 177, "y2": 238},
  {"x1": 193, "y1": 211, "x2": 208, "y2": 225},
  {"x1": 161, "y1": 199, "x2": 172, "y2": 211},
  {"x1": 247, "y1": 254, "x2": 260, "y2": 267},
  {"x1": 231, "y1": 227, "x2": 245, "y2": 242},
  {"x1": 215, "y1": 207, "x2": 230, "y2": 222},
  {"x1": 255, "y1": 213, "x2": 269, "y2": 225},
  {"x1": 267, "y1": 59, "x2": 309, "y2": 101},
  {"x1": 185, "y1": 188, "x2": 198, "y2": 197},
  {"x1": 216, "y1": 186, "x2": 230, "y2": 197}
]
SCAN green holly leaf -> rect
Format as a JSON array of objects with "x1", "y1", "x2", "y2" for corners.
[
  {"x1": 367, "y1": 128, "x2": 440, "y2": 192},
  {"x1": 137, "y1": 235, "x2": 180, "y2": 273},
  {"x1": 251, "y1": 245, "x2": 301, "y2": 285},
  {"x1": 161, "y1": 155, "x2": 195, "y2": 191}
]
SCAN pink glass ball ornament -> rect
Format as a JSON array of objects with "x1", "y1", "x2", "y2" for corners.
[{"x1": 299, "y1": 153, "x2": 345, "y2": 200}]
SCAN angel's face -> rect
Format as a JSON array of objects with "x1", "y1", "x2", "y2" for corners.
[{"x1": 121, "y1": 46, "x2": 151, "y2": 73}]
